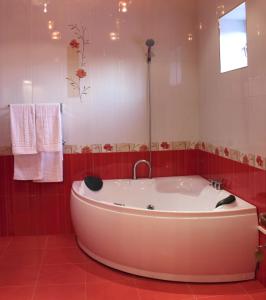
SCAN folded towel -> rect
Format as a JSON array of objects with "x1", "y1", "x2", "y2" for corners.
[
  {"x1": 14, "y1": 154, "x2": 42, "y2": 181},
  {"x1": 36, "y1": 103, "x2": 62, "y2": 152},
  {"x1": 10, "y1": 104, "x2": 37, "y2": 155},
  {"x1": 35, "y1": 152, "x2": 63, "y2": 183}
]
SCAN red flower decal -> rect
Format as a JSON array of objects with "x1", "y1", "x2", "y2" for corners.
[
  {"x1": 215, "y1": 148, "x2": 219, "y2": 156},
  {"x1": 70, "y1": 39, "x2": 80, "y2": 49},
  {"x1": 139, "y1": 144, "x2": 148, "y2": 152},
  {"x1": 195, "y1": 143, "x2": 200, "y2": 150},
  {"x1": 224, "y1": 147, "x2": 229, "y2": 157},
  {"x1": 104, "y1": 144, "x2": 113, "y2": 152},
  {"x1": 256, "y1": 156, "x2": 263, "y2": 167},
  {"x1": 81, "y1": 146, "x2": 91, "y2": 153},
  {"x1": 201, "y1": 142, "x2": 205, "y2": 150},
  {"x1": 161, "y1": 142, "x2": 170, "y2": 150},
  {"x1": 243, "y1": 155, "x2": 249, "y2": 164},
  {"x1": 76, "y1": 68, "x2": 87, "y2": 78}
]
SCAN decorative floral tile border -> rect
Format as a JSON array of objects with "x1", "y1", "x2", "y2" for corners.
[
  {"x1": 1, "y1": 141, "x2": 265, "y2": 171},
  {"x1": 63, "y1": 141, "x2": 199, "y2": 154},
  {"x1": 199, "y1": 142, "x2": 266, "y2": 171}
]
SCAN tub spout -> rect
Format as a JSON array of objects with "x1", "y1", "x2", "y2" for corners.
[{"x1": 133, "y1": 160, "x2": 151, "y2": 179}]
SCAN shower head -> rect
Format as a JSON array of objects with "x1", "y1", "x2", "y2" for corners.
[
  {"x1": 145, "y1": 39, "x2": 155, "y2": 64},
  {"x1": 145, "y1": 39, "x2": 155, "y2": 48}
]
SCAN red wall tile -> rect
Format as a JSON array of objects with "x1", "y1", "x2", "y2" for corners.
[
  {"x1": 1, "y1": 149, "x2": 266, "y2": 286},
  {"x1": 198, "y1": 150, "x2": 266, "y2": 286},
  {"x1": 0, "y1": 150, "x2": 199, "y2": 236}
]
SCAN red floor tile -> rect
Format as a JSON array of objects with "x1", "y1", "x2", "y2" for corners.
[
  {"x1": 0, "y1": 236, "x2": 266, "y2": 299},
  {"x1": 86, "y1": 257, "x2": 137, "y2": 284},
  {"x1": 240, "y1": 280, "x2": 266, "y2": 293},
  {"x1": 0, "y1": 286, "x2": 34, "y2": 300},
  {"x1": 86, "y1": 281, "x2": 140, "y2": 300},
  {"x1": 46, "y1": 235, "x2": 77, "y2": 249},
  {"x1": 33, "y1": 284, "x2": 86, "y2": 300},
  {"x1": 250, "y1": 290, "x2": 266, "y2": 299},
  {"x1": 136, "y1": 278, "x2": 193, "y2": 300},
  {"x1": 6, "y1": 236, "x2": 47, "y2": 250},
  {"x1": 42, "y1": 247, "x2": 89, "y2": 265},
  {"x1": 0, "y1": 249, "x2": 44, "y2": 268},
  {"x1": 189, "y1": 282, "x2": 245, "y2": 298},
  {"x1": 0, "y1": 266, "x2": 39, "y2": 287},
  {"x1": 38, "y1": 263, "x2": 87, "y2": 286},
  {"x1": 195, "y1": 295, "x2": 250, "y2": 300}
]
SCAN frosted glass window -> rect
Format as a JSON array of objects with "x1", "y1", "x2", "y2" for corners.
[{"x1": 219, "y1": 2, "x2": 248, "y2": 73}]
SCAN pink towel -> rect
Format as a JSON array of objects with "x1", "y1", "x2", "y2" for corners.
[
  {"x1": 10, "y1": 104, "x2": 37, "y2": 155},
  {"x1": 14, "y1": 154, "x2": 42, "y2": 181},
  {"x1": 36, "y1": 103, "x2": 62, "y2": 152}
]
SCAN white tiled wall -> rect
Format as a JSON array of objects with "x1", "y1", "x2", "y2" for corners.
[
  {"x1": 198, "y1": 0, "x2": 266, "y2": 156},
  {"x1": 0, "y1": 0, "x2": 199, "y2": 147}
]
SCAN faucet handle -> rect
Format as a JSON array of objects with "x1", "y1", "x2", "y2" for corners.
[
  {"x1": 214, "y1": 180, "x2": 223, "y2": 190},
  {"x1": 209, "y1": 179, "x2": 216, "y2": 186},
  {"x1": 209, "y1": 179, "x2": 223, "y2": 190}
]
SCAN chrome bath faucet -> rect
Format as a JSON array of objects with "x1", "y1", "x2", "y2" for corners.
[{"x1": 133, "y1": 160, "x2": 152, "y2": 180}]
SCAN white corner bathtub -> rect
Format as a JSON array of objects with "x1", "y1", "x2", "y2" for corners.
[{"x1": 71, "y1": 175, "x2": 258, "y2": 282}]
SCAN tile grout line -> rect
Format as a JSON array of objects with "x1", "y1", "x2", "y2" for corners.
[
  {"x1": 186, "y1": 282, "x2": 254, "y2": 300},
  {"x1": 240, "y1": 281, "x2": 266, "y2": 299},
  {"x1": 30, "y1": 235, "x2": 49, "y2": 300},
  {"x1": 131, "y1": 278, "x2": 142, "y2": 300},
  {"x1": 187, "y1": 283, "x2": 197, "y2": 300}
]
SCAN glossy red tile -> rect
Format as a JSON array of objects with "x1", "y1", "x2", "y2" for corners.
[
  {"x1": 33, "y1": 284, "x2": 86, "y2": 300},
  {"x1": 240, "y1": 280, "x2": 266, "y2": 293},
  {"x1": 0, "y1": 236, "x2": 12, "y2": 250},
  {"x1": 46, "y1": 235, "x2": 77, "y2": 249},
  {"x1": 195, "y1": 295, "x2": 250, "y2": 300},
  {"x1": 250, "y1": 290, "x2": 266, "y2": 300},
  {"x1": 136, "y1": 278, "x2": 193, "y2": 300},
  {"x1": 0, "y1": 249, "x2": 44, "y2": 268},
  {"x1": 38, "y1": 264, "x2": 87, "y2": 286},
  {"x1": 189, "y1": 282, "x2": 245, "y2": 298},
  {"x1": 1, "y1": 150, "x2": 266, "y2": 288},
  {"x1": 6, "y1": 236, "x2": 47, "y2": 250},
  {"x1": 86, "y1": 258, "x2": 136, "y2": 284},
  {"x1": 42, "y1": 247, "x2": 89, "y2": 265},
  {"x1": 0, "y1": 266, "x2": 39, "y2": 287},
  {"x1": 70, "y1": 154, "x2": 88, "y2": 181},
  {"x1": 0, "y1": 286, "x2": 34, "y2": 300},
  {"x1": 86, "y1": 281, "x2": 140, "y2": 300}
]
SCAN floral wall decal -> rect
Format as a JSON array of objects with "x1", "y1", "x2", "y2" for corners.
[
  {"x1": 66, "y1": 24, "x2": 90, "y2": 101},
  {"x1": 103, "y1": 144, "x2": 114, "y2": 152},
  {"x1": 160, "y1": 142, "x2": 170, "y2": 150}
]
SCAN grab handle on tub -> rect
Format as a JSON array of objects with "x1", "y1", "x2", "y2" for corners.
[{"x1": 215, "y1": 195, "x2": 236, "y2": 208}]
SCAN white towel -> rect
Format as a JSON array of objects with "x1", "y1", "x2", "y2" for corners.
[
  {"x1": 35, "y1": 103, "x2": 62, "y2": 152},
  {"x1": 13, "y1": 154, "x2": 42, "y2": 181},
  {"x1": 10, "y1": 103, "x2": 63, "y2": 182},
  {"x1": 10, "y1": 104, "x2": 37, "y2": 155},
  {"x1": 35, "y1": 152, "x2": 63, "y2": 183},
  {"x1": 35, "y1": 103, "x2": 63, "y2": 182}
]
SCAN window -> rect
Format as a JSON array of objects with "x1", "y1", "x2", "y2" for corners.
[{"x1": 219, "y1": 2, "x2": 248, "y2": 73}]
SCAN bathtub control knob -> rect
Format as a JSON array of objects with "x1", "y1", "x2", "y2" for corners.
[{"x1": 147, "y1": 204, "x2": 155, "y2": 210}]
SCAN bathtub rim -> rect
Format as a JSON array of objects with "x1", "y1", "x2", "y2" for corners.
[{"x1": 71, "y1": 180, "x2": 257, "y2": 218}]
